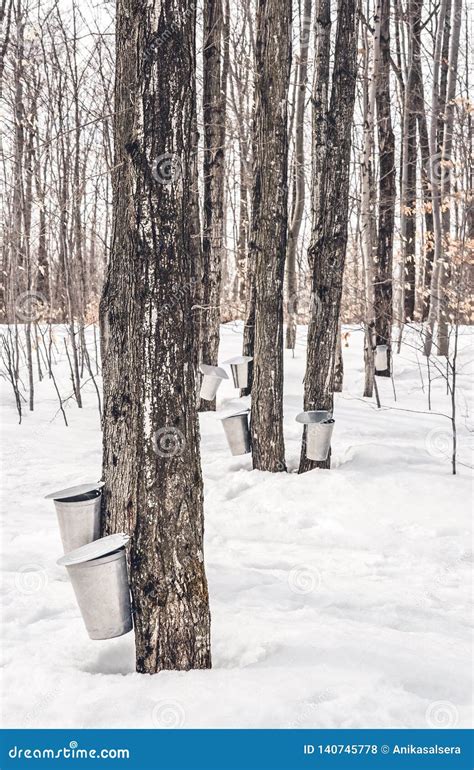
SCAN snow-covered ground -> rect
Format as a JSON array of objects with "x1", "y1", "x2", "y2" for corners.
[{"x1": 1, "y1": 323, "x2": 472, "y2": 729}]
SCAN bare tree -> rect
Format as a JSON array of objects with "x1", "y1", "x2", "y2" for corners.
[
  {"x1": 249, "y1": 0, "x2": 292, "y2": 471},
  {"x1": 299, "y1": 0, "x2": 358, "y2": 473},
  {"x1": 373, "y1": 0, "x2": 396, "y2": 376},
  {"x1": 285, "y1": 0, "x2": 311, "y2": 351},
  {"x1": 200, "y1": 0, "x2": 227, "y2": 411},
  {"x1": 100, "y1": 0, "x2": 211, "y2": 674}
]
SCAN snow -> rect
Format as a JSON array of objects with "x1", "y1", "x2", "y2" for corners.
[{"x1": 1, "y1": 323, "x2": 472, "y2": 729}]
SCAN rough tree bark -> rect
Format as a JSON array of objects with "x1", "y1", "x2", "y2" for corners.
[
  {"x1": 285, "y1": 0, "x2": 311, "y2": 351},
  {"x1": 423, "y1": 0, "x2": 449, "y2": 356},
  {"x1": 373, "y1": 0, "x2": 396, "y2": 376},
  {"x1": 249, "y1": 0, "x2": 292, "y2": 471},
  {"x1": 200, "y1": 0, "x2": 226, "y2": 411},
  {"x1": 100, "y1": 0, "x2": 211, "y2": 674},
  {"x1": 409, "y1": 0, "x2": 434, "y2": 319},
  {"x1": 401, "y1": 0, "x2": 418, "y2": 322},
  {"x1": 360, "y1": 0, "x2": 377, "y2": 398},
  {"x1": 299, "y1": 0, "x2": 358, "y2": 473},
  {"x1": 437, "y1": 0, "x2": 462, "y2": 356}
]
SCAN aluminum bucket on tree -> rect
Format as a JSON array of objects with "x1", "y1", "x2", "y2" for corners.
[
  {"x1": 222, "y1": 356, "x2": 253, "y2": 389},
  {"x1": 199, "y1": 363, "x2": 228, "y2": 401},
  {"x1": 375, "y1": 344, "x2": 388, "y2": 371},
  {"x1": 57, "y1": 534, "x2": 133, "y2": 640},
  {"x1": 296, "y1": 410, "x2": 335, "y2": 462},
  {"x1": 45, "y1": 482, "x2": 104, "y2": 554},
  {"x1": 220, "y1": 409, "x2": 251, "y2": 455}
]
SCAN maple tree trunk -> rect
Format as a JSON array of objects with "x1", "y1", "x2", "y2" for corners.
[
  {"x1": 299, "y1": 0, "x2": 358, "y2": 472},
  {"x1": 100, "y1": 0, "x2": 211, "y2": 674},
  {"x1": 249, "y1": 0, "x2": 292, "y2": 471}
]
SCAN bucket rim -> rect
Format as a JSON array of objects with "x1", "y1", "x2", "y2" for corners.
[
  {"x1": 199, "y1": 363, "x2": 229, "y2": 379},
  {"x1": 45, "y1": 481, "x2": 104, "y2": 501},
  {"x1": 295, "y1": 410, "x2": 332, "y2": 424},
  {"x1": 57, "y1": 533, "x2": 129, "y2": 567},
  {"x1": 219, "y1": 408, "x2": 250, "y2": 422},
  {"x1": 65, "y1": 548, "x2": 125, "y2": 568},
  {"x1": 222, "y1": 355, "x2": 253, "y2": 366}
]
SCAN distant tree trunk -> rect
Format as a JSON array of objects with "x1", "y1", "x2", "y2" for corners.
[
  {"x1": 373, "y1": 0, "x2": 396, "y2": 376},
  {"x1": 100, "y1": 0, "x2": 211, "y2": 674},
  {"x1": 9, "y1": 0, "x2": 25, "y2": 319},
  {"x1": 240, "y1": 2, "x2": 256, "y2": 396},
  {"x1": 423, "y1": 0, "x2": 449, "y2": 356},
  {"x1": 333, "y1": 320, "x2": 344, "y2": 392},
  {"x1": 249, "y1": 0, "x2": 291, "y2": 471},
  {"x1": 299, "y1": 0, "x2": 358, "y2": 473},
  {"x1": 409, "y1": 0, "x2": 434, "y2": 319},
  {"x1": 200, "y1": 0, "x2": 226, "y2": 411},
  {"x1": 228, "y1": 1, "x2": 252, "y2": 312},
  {"x1": 401, "y1": 0, "x2": 418, "y2": 322},
  {"x1": 437, "y1": 0, "x2": 462, "y2": 356},
  {"x1": 34, "y1": 130, "x2": 50, "y2": 308},
  {"x1": 360, "y1": 1, "x2": 377, "y2": 398},
  {"x1": 236, "y1": 129, "x2": 250, "y2": 306},
  {"x1": 285, "y1": 0, "x2": 311, "y2": 351}
]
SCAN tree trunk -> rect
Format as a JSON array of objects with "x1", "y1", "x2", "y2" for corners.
[
  {"x1": 285, "y1": 0, "x2": 311, "y2": 351},
  {"x1": 360, "y1": 1, "x2": 377, "y2": 398},
  {"x1": 100, "y1": 0, "x2": 211, "y2": 674},
  {"x1": 409, "y1": 0, "x2": 434, "y2": 319},
  {"x1": 437, "y1": 0, "x2": 462, "y2": 356},
  {"x1": 299, "y1": 0, "x2": 358, "y2": 473},
  {"x1": 373, "y1": 0, "x2": 396, "y2": 376},
  {"x1": 423, "y1": 0, "x2": 449, "y2": 356},
  {"x1": 249, "y1": 0, "x2": 292, "y2": 471},
  {"x1": 333, "y1": 320, "x2": 344, "y2": 392},
  {"x1": 401, "y1": 0, "x2": 418, "y2": 322},
  {"x1": 200, "y1": 0, "x2": 226, "y2": 411}
]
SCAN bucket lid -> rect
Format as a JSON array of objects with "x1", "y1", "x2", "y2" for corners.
[
  {"x1": 219, "y1": 408, "x2": 250, "y2": 422},
  {"x1": 45, "y1": 481, "x2": 104, "y2": 501},
  {"x1": 222, "y1": 355, "x2": 253, "y2": 366},
  {"x1": 57, "y1": 533, "x2": 129, "y2": 567},
  {"x1": 200, "y1": 363, "x2": 229, "y2": 379},
  {"x1": 295, "y1": 410, "x2": 332, "y2": 424}
]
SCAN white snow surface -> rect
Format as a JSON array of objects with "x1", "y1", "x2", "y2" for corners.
[{"x1": 1, "y1": 323, "x2": 472, "y2": 729}]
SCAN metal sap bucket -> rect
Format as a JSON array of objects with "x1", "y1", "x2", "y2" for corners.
[
  {"x1": 220, "y1": 409, "x2": 251, "y2": 455},
  {"x1": 45, "y1": 482, "x2": 103, "y2": 553},
  {"x1": 296, "y1": 410, "x2": 334, "y2": 461},
  {"x1": 199, "y1": 363, "x2": 228, "y2": 401},
  {"x1": 57, "y1": 534, "x2": 132, "y2": 640},
  {"x1": 375, "y1": 344, "x2": 388, "y2": 371},
  {"x1": 222, "y1": 356, "x2": 253, "y2": 389}
]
